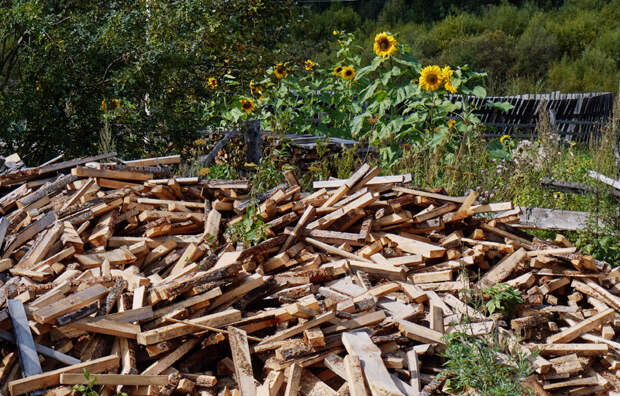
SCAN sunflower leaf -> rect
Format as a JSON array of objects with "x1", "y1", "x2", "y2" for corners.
[
  {"x1": 473, "y1": 86, "x2": 486, "y2": 98},
  {"x1": 487, "y1": 101, "x2": 514, "y2": 112}
]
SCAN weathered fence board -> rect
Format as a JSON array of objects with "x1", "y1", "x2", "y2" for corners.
[{"x1": 449, "y1": 92, "x2": 614, "y2": 142}]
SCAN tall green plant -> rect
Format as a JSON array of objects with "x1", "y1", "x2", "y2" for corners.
[{"x1": 236, "y1": 30, "x2": 511, "y2": 167}]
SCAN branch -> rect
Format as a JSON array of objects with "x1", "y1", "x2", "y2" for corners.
[{"x1": 197, "y1": 129, "x2": 240, "y2": 167}]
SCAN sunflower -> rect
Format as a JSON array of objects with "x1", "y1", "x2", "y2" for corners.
[
  {"x1": 341, "y1": 66, "x2": 356, "y2": 80},
  {"x1": 305, "y1": 60, "x2": 316, "y2": 72},
  {"x1": 111, "y1": 99, "x2": 121, "y2": 109},
  {"x1": 240, "y1": 98, "x2": 255, "y2": 115},
  {"x1": 207, "y1": 77, "x2": 218, "y2": 89},
  {"x1": 419, "y1": 65, "x2": 443, "y2": 92},
  {"x1": 333, "y1": 30, "x2": 339, "y2": 36},
  {"x1": 249, "y1": 80, "x2": 262, "y2": 96},
  {"x1": 442, "y1": 66, "x2": 457, "y2": 94},
  {"x1": 274, "y1": 63, "x2": 288, "y2": 79},
  {"x1": 500, "y1": 134, "x2": 511, "y2": 145},
  {"x1": 373, "y1": 32, "x2": 398, "y2": 58},
  {"x1": 333, "y1": 65, "x2": 343, "y2": 76}
]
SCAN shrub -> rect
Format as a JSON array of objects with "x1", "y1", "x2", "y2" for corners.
[
  {"x1": 546, "y1": 47, "x2": 618, "y2": 92},
  {"x1": 514, "y1": 16, "x2": 561, "y2": 78},
  {"x1": 436, "y1": 30, "x2": 518, "y2": 94},
  {"x1": 441, "y1": 331, "x2": 535, "y2": 396},
  {"x1": 0, "y1": 0, "x2": 301, "y2": 163}
]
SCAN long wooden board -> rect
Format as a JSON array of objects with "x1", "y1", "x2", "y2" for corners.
[{"x1": 8, "y1": 355, "x2": 119, "y2": 396}]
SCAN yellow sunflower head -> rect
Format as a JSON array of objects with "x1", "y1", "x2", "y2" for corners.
[
  {"x1": 333, "y1": 30, "x2": 339, "y2": 36},
  {"x1": 500, "y1": 134, "x2": 511, "y2": 145},
  {"x1": 448, "y1": 120, "x2": 456, "y2": 129},
  {"x1": 249, "y1": 80, "x2": 262, "y2": 96},
  {"x1": 445, "y1": 80, "x2": 458, "y2": 94},
  {"x1": 419, "y1": 65, "x2": 444, "y2": 92},
  {"x1": 305, "y1": 60, "x2": 316, "y2": 72},
  {"x1": 207, "y1": 77, "x2": 218, "y2": 89},
  {"x1": 341, "y1": 66, "x2": 356, "y2": 80},
  {"x1": 274, "y1": 63, "x2": 288, "y2": 79},
  {"x1": 240, "y1": 98, "x2": 256, "y2": 115},
  {"x1": 333, "y1": 65, "x2": 343, "y2": 76},
  {"x1": 441, "y1": 66, "x2": 457, "y2": 93},
  {"x1": 111, "y1": 99, "x2": 121, "y2": 109},
  {"x1": 373, "y1": 32, "x2": 398, "y2": 58}
]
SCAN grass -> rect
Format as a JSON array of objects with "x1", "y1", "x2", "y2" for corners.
[
  {"x1": 390, "y1": 110, "x2": 619, "y2": 263},
  {"x1": 440, "y1": 331, "x2": 536, "y2": 396}
]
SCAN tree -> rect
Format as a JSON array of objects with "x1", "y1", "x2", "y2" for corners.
[{"x1": 0, "y1": 0, "x2": 301, "y2": 164}]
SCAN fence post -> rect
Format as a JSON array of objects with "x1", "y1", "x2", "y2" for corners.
[{"x1": 243, "y1": 119, "x2": 262, "y2": 165}]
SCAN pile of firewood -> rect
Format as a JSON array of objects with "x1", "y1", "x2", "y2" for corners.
[{"x1": 0, "y1": 152, "x2": 618, "y2": 396}]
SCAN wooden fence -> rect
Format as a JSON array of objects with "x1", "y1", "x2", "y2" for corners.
[{"x1": 449, "y1": 92, "x2": 615, "y2": 141}]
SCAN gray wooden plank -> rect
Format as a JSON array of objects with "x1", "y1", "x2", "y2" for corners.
[
  {"x1": 8, "y1": 299, "x2": 43, "y2": 378},
  {"x1": 0, "y1": 217, "x2": 9, "y2": 252},
  {"x1": 0, "y1": 329, "x2": 81, "y2": 366}
]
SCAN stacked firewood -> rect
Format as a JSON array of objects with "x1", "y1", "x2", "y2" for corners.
[{"x1": 0, "y1": 152, "x2": 617, "y2": 396}]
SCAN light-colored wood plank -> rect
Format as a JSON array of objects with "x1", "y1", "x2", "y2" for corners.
[
  {"x1": 137, "y1": 309, "x2": 241, "y2": 345},
  {"x1": 8, "y1": 355, "x2": 119, "y2": 396},
  {"x1": 478, "y1": 248, "x2": 526, "y2": 288},
  {"x1": 342, "y1": 331, "x2": 403, "y2": 396},
  {"x1": 548, "y1": 308, "x2": 614, "y2": 343},
  {"x1": 397, "y1": 319, "x2": 444, "y2": 345},
  {"x1": 344, "y1": 354, "x2": 369, "y2": 396},
  {"x1": 59, "y1": 374, "x2": 168, "y2": 386},
  {"x1": 284, "y1": 363, "x2": 303, "y2": 396},
  {"x1": 228, "y1": 326, "x2": 257, "y2": 396},
  {"x1": 32, "y1": 284, "x2": 109, "y2": 324}
]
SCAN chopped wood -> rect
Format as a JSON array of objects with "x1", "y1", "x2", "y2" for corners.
[
  {"x1": 0, "y1": 158, "x2": 614, "y2": 395},
  {"x1": 344, "y1": 354, "x2": 370, "y2": 396},
  {"x1": 342, "y1": 331, "x2": 402, "y2": 396},
  {"x1": 228, "y1": 326, "x2": 257, "y2": 396},
  {"x1": 8, "y1": 355, "x2": 119, "y2": 396}
]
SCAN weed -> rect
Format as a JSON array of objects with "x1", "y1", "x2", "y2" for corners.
[
  {"x1": 440, "y1": 331, "x2": 535, "y2": 396},
  {"x1": 482, "y1": 284, "x2": 523, "y2": 316},
  {"x1": 335, "y1": 144, "x2": 359, "y2": 179},
  {"x1": 72, "y1": 369, "x2": 129, "y2": 396},
  {"x1": 72, "y1": 369, "x2": 99, "y2": 396},
  {"x1": 98, "y1": 118, "x2": 116, "y2": 155},
  {"x1": 224, "y1": 205, "x2": 267, "y2": 247},
  {"x1": 206, "y1": 164, "x2": 240, "y2": 180},
  {"x1": 250, "y1": 159, "x2": 284, "y2": 196}
]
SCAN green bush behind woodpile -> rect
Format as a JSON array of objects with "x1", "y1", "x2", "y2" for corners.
[
  {"x1": 0, "y1": 0, "x2": 301, "y2": 163},
  {"x1": 304, "y1": 0, "x2": 620, "y2": 95}
]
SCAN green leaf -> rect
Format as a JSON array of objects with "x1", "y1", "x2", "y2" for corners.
[
  {"x1": 487, "y1": 101, "x2": 514, "y2": 112},
  {"x1": 473, "y1": 86, "x2": 486, "y2": 98},
  {"x1": 350, "y1": 114, "x2": 366, "y2": 136},
  {"x1": 356, "y1": 56, "x2": 383, "y2": 79},
  {"x1": 361, "y1": 80, "x2": 380, "y2": 102}
]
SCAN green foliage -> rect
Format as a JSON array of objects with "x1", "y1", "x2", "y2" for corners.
[
  {"x1": 482, "y1": 284, "x2": 523, "y2": 315},
  {"x1": 441, "y1": 331, "x2": 535, "y2": 396},
  {"x1": 576, "y1": 233, "x2": 620, "y2": 265},
  {"x1": 515, "y1": 17, "x2": 560, "y2": 78},
  {"x1": 225, "y1": 205, "x2": 267, "y2": 247},
  {"x1": 303, "y1": 0, "x2": 620, "y2": 96},
  {"x1": 205, "y1": 164, "x2": 240, "y2": 180},
  {"x1": 546, "y1": 47, "x2": 619, "y2": 92},
  {"x1": 241, "y1": 31, "x2": 502, "y2": 167},
  {"x1": 0, "y1": 0, "x2": 301, "y2": 163},
  {"x1": 72, "y1": 370, "x2": 99, "y2": 396},
  {"x1": 250, "y1": 159, "x2": 285, "y2": 196}
]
